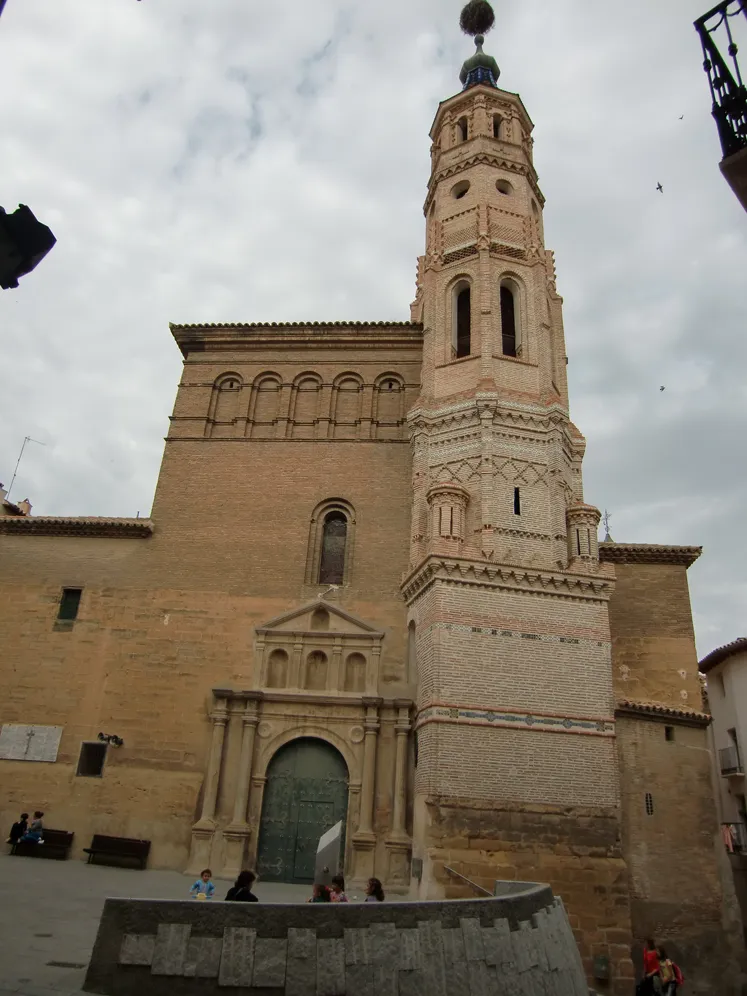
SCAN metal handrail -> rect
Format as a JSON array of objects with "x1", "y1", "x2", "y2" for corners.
[{"x1": 444, "y1": 865, "x2": 493, "y2": 897}]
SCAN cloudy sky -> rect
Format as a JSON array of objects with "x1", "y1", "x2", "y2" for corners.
[{"x1": 1, "y1": 0, "x2": 745, "y2": 657}]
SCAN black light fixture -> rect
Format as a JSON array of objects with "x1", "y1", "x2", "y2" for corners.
[
  {"x1": 0, "y1": 205, "x2": 56, "y2": 290},
  {"x1": 97, "y1": 732, "x2": 124, "y2": 747}
]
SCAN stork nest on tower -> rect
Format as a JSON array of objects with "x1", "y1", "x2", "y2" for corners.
[{"x1": 459, "y1": 0, "x2": 495, "y2": 36}]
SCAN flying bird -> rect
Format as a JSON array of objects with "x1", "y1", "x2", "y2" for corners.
[
  {"x1": 679, "y1": 115, "x2": 684, "y2": 120},
  {"x1": 656, "y1": 183, "x2": 664, "y2": 193},
  {"x1": 660, "y1": 386, "x2": 665, "y2": 392}
]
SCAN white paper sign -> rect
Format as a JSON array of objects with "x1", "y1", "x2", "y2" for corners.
[{"x1": 0, "y1": 725, "x2": 62, "y2": 762}]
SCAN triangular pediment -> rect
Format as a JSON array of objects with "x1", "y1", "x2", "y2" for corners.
[{"x1": 256, "y1": 599, "x2": 384, "y2": 639}]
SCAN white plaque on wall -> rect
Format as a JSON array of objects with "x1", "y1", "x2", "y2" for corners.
[{"x1": 0, "y1": 725, "x2": 62, "y2": 762}]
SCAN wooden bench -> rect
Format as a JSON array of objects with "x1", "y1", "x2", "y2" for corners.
[
  {"x1": 11, "y1": 829, "x2": 74, "y2": 860},
  {"x1": 84, "y1": 834, "x2": 151, "y2": 869}
]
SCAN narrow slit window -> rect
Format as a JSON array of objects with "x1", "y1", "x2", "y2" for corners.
[
  {"x1": 513, "y1": 487, "x2": 521, "y2": 516},
  {"x1": 77, "y1": 742, "x2": 107, "y2": 777},
  {"x1": 665, "y1": 726, "x2": 674, "y2": 742},
  {"x1": 500, "y1": 285, "x2": 517, "y2": 357},
  {"x1": 493, "y1": 114, "x2": 501, "y2": 139},
  {"x1": 319, "y1": 512, "x2": 347, "y2": 585},
  {"x1": 577, "y1": 531, "x2": 581, "y2": 555},
  {"x1": 58, "y1": 588, "x2": 82, "y2": 621},
  {"x1": 456, "y1": 286, "x2": 471, "y2": 358},
  {"x1": 645, "y1": 792, "x2": 654, "y2": 816},
  {"x1": 458, "y1": 117, "x2": 468, "y2": 143}
]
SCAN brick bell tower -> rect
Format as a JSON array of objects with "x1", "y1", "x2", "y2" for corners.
[{"x1": 404, "y1": 3, "x2": 633, "y2": 987}]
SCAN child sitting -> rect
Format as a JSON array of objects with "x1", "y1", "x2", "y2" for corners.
[{"x1": 190, "y1": 868, "x2": 215, "y2": 900}]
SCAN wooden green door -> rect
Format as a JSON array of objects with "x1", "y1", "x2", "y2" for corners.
[{"x1": 256, "y1": 738, "x2": 348, "y2": 883}]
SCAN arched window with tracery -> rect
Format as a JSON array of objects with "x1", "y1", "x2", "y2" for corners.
[
  {"x1": 319, "y1": 512, "x2": 347, "y2": 584},
  {"x1": 305, "y1": 499, "x2": 356, "y2": 587},
  {"x1": 500, "y1": 282, "x2": 518, "y2": 357}
]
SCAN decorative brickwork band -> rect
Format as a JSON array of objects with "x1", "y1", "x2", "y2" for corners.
[{"x1": 415, "y1": 703, "x2": 615, "y2": 738}]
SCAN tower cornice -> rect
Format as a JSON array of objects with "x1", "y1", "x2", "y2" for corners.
[
  {"x1": 429, "y1": 84, "x2": 534, "y2": 140},
  {"x1": 401, "y1": 554, "x2": 614, "y2": 606},
  {"x1": 424, "y1": 150, "x2": 545, "y2": 214}
]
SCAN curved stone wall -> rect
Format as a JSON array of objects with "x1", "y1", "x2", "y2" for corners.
[{"x1": 83, "y1": 883, "x2": 588, "y2": 996}]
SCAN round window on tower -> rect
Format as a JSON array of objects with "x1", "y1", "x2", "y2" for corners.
[
  {"x1": 451, "y1": 180, "x2": 470, "y2": 200},
  {"x1": 496, "y1": 179, "x2": 513, "y2": 196}
]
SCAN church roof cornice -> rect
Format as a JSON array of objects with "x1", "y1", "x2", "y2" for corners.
[
  {"x1": 0, "y1": 516, "x2": 153, "y2": 539},
  {"x1": 599, "y1": 543, "x2": 701, "y2": 568},
  {"x1": 170, "y1": 322, "x2": 423, "y2": 357}
]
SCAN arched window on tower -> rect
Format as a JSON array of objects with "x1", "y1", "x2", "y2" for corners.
[
  {"x1": 500, "y1": 283, "x2": 518, "y2": 357},
  {"x1": 454, "y1": 282, "x2": 471, "y2": 359},
  {"x1": 492, "y1": 114, "x2": 502, "y2": 139},
  {"x1": 457, "y1": 116, "x2": 468, "y2": 143},
  {"x1": 319, "y1": 512, "x2": 347, "y2": 585}
]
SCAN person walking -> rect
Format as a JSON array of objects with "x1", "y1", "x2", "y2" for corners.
[
  {"x1": 640, "y1": 938, "x2": 662, "y2": 995},
  {"x1": 225, "y1": 870, "x2": 259, "y2": 902},
  {"x1": 658, "y1": 948, "x2": 683, "y2": 995},
  {"x1": 364, "y1": 877, "x2": 385, "y2": 902},
  {"x1": 6, "y1": 812, "x2": 28, "y2": 845}
]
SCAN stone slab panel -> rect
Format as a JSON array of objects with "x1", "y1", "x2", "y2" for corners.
[
  {"x1": 316, "y1": 937, "x2": 345, "y2": 996},
  {"x1": 252, "y1": 938, "x2": 287, "y2": 989},
  {"x1": 344, "y1": 963, "x2": 375, "y2": 996},
  {"x1": 183, "y1": 937, "x2": 223, "y2": 978},
  {"x1": 344, "y1": 927, "x2": 372, "y2": 966},
  {"x1": 218, "y1": 927, "x2": 256, "y2": 988},
  {"x1": 151, "y1": 924, "x2": 191, "y2": 976},
  {"x1": 460, "y1": 918, "x2": 484, "y2": 963},
  {"x1": 440, "y1": 926, "x2": 466, "y2": 964},
  {"x1": 443, "y1": 960, "x2": 471, "y2": 996},
  {"x1": 398, "y1": 928, "x2": 421, "y2": 971},
  {"x1": 119, "y1": 934, "x2": 155, "y2": 966},
  {"x1": 417, "y1": 921, "x2": 447, "y2": 996}
]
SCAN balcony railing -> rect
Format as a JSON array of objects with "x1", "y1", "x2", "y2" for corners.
[
  {"x1": 719, "y1": 744, "x2": 744, "y2": 774},
  {"x1": 695, "y1": 1, "x2": 747, "y2": 159},
  {"x1": 722, "y1": 822, "x2": 747, "y2": 851}
]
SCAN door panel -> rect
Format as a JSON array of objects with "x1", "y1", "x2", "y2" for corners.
[{"x1": 256, "y1": 738, "x2": 348, "y2": 884}]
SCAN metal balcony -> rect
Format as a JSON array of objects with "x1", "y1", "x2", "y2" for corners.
[
  {"x1": 695, "y1": 1, "x2": 747, "y2": 210},
  {"x1": 719, "y1": 744, "x2": 744, "y2": 775}
]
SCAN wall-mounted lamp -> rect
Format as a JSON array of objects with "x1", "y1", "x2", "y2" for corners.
[{"x1": 98, "y1": 732, "x2": 124, "y2": 748}]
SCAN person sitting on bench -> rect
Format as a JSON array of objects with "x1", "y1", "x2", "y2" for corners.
[
  {"x1": 20, "y1": 811, "x2": 44, "y2": 844},
  {"x1": 6, "y1": 812, "x2": 29, "y2": 845}
]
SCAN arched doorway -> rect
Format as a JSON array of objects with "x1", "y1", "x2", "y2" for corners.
[{"x1": 256, "y1": 738, "x2": 348, "y2": 883}]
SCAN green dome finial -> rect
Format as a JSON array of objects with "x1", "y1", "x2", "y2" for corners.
[{"x1": 459, "y1": 0, "x2": 496, "y2": 37}]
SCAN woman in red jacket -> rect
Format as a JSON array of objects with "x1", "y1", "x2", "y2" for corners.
[{"x1": 642, "y1": 939, "x2": 662, "y2": 994}]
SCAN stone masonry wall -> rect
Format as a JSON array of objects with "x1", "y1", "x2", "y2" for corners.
[{"x1": 83, "y1": 887, "x2": 589, "y2": 996}]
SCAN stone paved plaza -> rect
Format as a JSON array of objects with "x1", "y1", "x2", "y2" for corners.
[{"x1": 0, "y1": 853, "x2": 370, "y2": 996}]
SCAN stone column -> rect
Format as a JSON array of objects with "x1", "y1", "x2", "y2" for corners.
[
  {"x1": 187, "y1": 691, "x2": 230, "y2": 875},
  {"x1": 390, "y1": 701, "x2": 411, "y2": 838},
  {"x1": 223, "y1": 693, "x2": 262, "y2": 879},
  {"x1": 351, "y1": 697, "x2": 381, "y2": 882},
  {"x1": 386, "y1": 700, "x2": 414, "y2": 887}
]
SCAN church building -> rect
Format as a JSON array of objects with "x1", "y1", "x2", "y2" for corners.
[{"x1": 0, "y1": 6, "x2": 738, "y2": 992}]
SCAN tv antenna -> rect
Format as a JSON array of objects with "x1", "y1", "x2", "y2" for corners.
[{"x1": 7, "y1": 435, "x2": 46, "y2": 500}]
